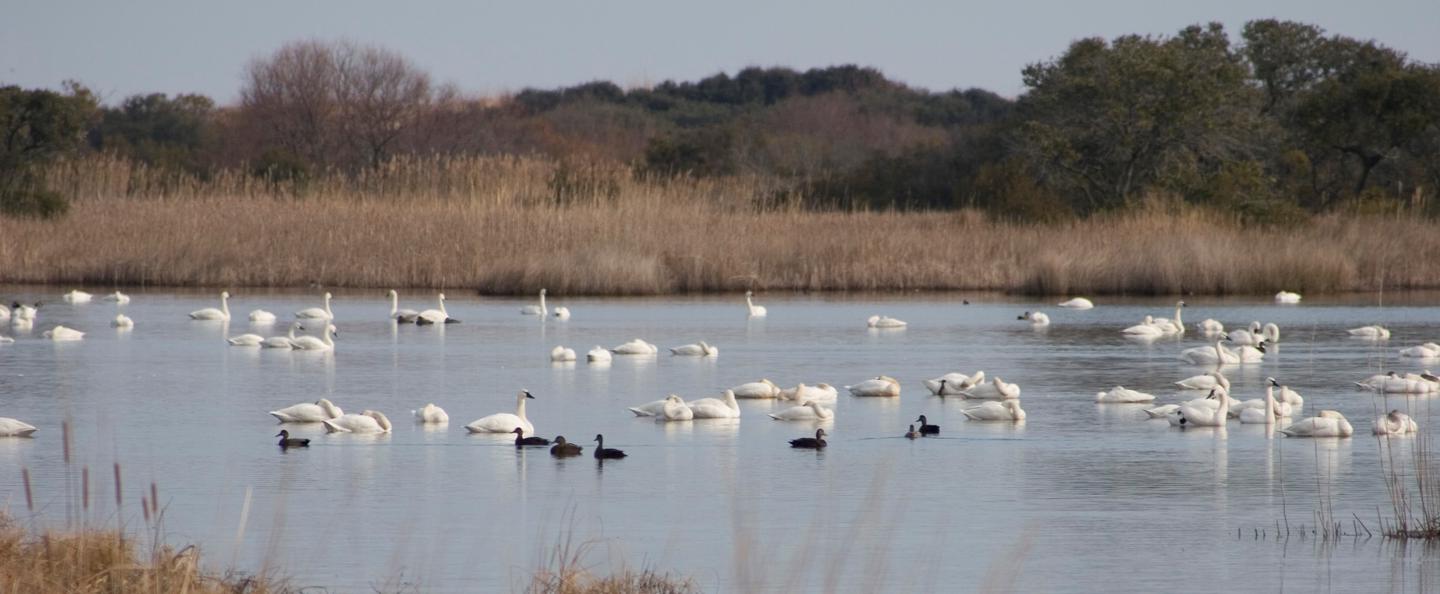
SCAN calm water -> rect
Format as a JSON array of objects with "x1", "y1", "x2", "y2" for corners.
[{"x1": 2, "y1": 287, "x2": 1439, "y2": 592}]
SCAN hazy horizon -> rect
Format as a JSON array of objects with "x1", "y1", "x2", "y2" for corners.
[{"x1": 5, "y1": 0, "x2": 1438, "y2": 105}]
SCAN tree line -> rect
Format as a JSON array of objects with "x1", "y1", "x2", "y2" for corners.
[{"x1": 2, "y1": 20, "x2": 1437, "y2": 221}]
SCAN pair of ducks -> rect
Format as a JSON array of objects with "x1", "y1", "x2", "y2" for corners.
[{"x1": 904, "y1": 415, "x2": 941, "y2": 439}]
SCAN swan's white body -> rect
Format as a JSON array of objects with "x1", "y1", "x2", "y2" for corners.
[
  {"x1": 1355, "y1": 372, "x2": 1439, "y2": 394},
  {"x1": 0, "y1": 418, "x2": 38, "y2": 437},
  {"x1": 1148, "y1": 301, "x2": 1186, "y2": 335},
  {"x1": 779, "y1": 383, "x2": 838, "y2": 403},
  {"x1": 1277, "y1": 385, "x2": 1303, "y2": 409},
  {"x1": 0, "y1": 305, "x2": 9, "y2": 322},
  {"x1": 1144, "y1": 404, "x2": 1181, "y2": 419},
  {"x1": 1228, "y1": 322, "x2": 1280, "y2": 346},
  {"x1": 1399, "y1": 343, "x2": 1440, "y2": 359},
  {"x1": 960, "y1": 377, "x2": 1021, "y2": 400},
  {"x1": 1373, "y1": 410, "x2": 1419, "y2": 435},
  {"x1": 1095, "y1": 386, "x2": 1155, "y2": 403},
  {"x1": 189, "y1": 291, "x2": 231, "y2": 321},
  {"x1": 1057, "y1": 298, "x2": 1094, "y2": 309},
  {"x1": 586, "y1": 346, "x2": 612, "y2": 364},
  {"x1": 731, "y1": 379, "x2": 782, "y2": 399},
  {"x1": 111, "y1": 314, "x2": 134, "y2": 329},
  {"x1": 520, "y1": 289, "x2": 547, "y2": 316},
  {"x1": 1175, "y1": 391, "x2": 1230, "y2": 427},
  {"x1": 867, "y1": 315, "x2": 907, "y2": 329},
  {"x1": 769, "y1": 401, "x2": 834, "y2": 421},
  {"x1": 1348, "y1": 325, "x2": 1391, "y2": 339},
  {"x1": 611, "y1": 339, "x2": 659, "y2": 355},
  {"x1": 227, "y1": 333, "x2": 265, "y2": 346},
  {"x1": 924, "y1": 372, "x2": 985, "y2": 395},
  {"x1": 1198, "y1": 319, "x2": 1224, "y2": 334},
  {"x1": 1175, "y1": 371, "x2": 1230, "y2": 392},
  {"x1": 1274, "y1": 291, "x2": 1302, "y2": 304},
  {"x1": 322, "y1": 410, "x2": 392, "y2": 434},
  {"x1": 388, "y1": 290, "x2": 419, "y2": 323},
  {"x1": 263, "y1": 322, "x2": 302, "y2": 349},
  {"x1": 745, "y1": 291, "x2": 767, "y2": 318},
  {"x1": 415, "y1": 293, "x2": 456, "y2": 325},
  {"x1": 270, "y1": 398, "x2": 344, "y2": 423},
  {"x1": 628, "y1": 394, "x2": 685, "y2": 417},
  {"x1": 13, "y1": 303, "x2": 37, "y2": 322},
  {"x1": 62, "y1": 290, "x2": 92, "y2": 304},
  {"x1": 295, "y1": 292, "x2": 334, "y2": 320},
  {"x1": 552, "y1": 306, "x2": 571, "y2": 320},
  {"x1": 43, "y1": 325, "x2": 85, "y2": 341},
  {"x1": 846, "y1": 376, "x2": 901, "y2": 397},
  {"x1": 103, "y1": 291, "x2": 130, "y2": 304},
  {"x1": 1281, "y1": 411, "x2": 1353, "y2": 437},
  {"x1": 1121, "y1": 315, "x2": 1164, "y2": 337},
  {"x1": 412, "y1": 403, "x2": 449, "y2": 424},
  {"x1": 1236, "y1": 382, "x2": 1285, "y2": 424},
  {"x1": 962, "y1": 400, "x2": 1026, "y2": 421},
  {"x1": 248, "y1": 309, "x2": 276, "y2": 323},
  {"x1": 290, "y1": 323, "x2": 337, "y2": 351},
  {"x1": 669, "y1": 341, "x2": 719, "y2": 357},
  {"x1": 550, "y1": 346, "x2": 577, "y2": 362},
  {"x1": 687, "y1": 389, "x2": 740, "y2": 419},
  {"x1": 658, "y1": 397, "x2": 694, "y2": 421},
  {"x1": 1179, "y1": 336, "x2": 1260, "y2": 365},
  {"x1": 465, "y1": 391, "x2": 535, "y2": 435},
  {"x1": 1020, "y1": 311, "x2": 1050, "y2": 327}
]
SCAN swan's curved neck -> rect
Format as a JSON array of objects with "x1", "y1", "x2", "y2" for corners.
[
  {"x1": 538, "y1": 292, "x2": 546, "y2": 314},
  {"x1": 322, "y1": 326, "x2": 334, "y2": 347},
  {"x1": 288, "y1": 322, "x2": 299, "y2": 339},
  {"x1": 438, "y1": 295, "x2": 448, "y2": 316},
  {"x1": 324, "y1": 294, "x2": 333, "y2": 316},
  {"x1": 390, "y1": 292, "x2": 398, "y2": 315},
  {"x1": 1173, "y1": 304, "x2": 1183, "y2": 325},
  {"x1": 221, "y1": 294, "x2": 230, "y2": 316},
  {"x1": 1264, "y1": 385, "x2": 1275, "y2": 425},
  {"x1": 516, "y1": 395, "x2": 528, "y2": 418}
]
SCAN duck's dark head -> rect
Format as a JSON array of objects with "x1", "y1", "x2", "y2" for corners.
[
  {"x1": 554, "y1": 435, "x2": 567, "y2": 444},
  {"x1": 275, "y1": 430, "x2": 289, "y2": 438},
  {"x1": 916, "y1": 414, "x2": 927, "y2": 424},
  {"x1": 816, "y1": 428, "x2": 827, "y2": 438},
  {"x1": 512, "y1": 427, "x2": 525, "y2": 435},
  {"x1": 594, "y1": 434, "x2": 603, "y2": 442}
]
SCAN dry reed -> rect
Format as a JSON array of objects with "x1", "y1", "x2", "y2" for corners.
[{"x1": 4, "y1": 155, "x2": 1438, "y2": 295}]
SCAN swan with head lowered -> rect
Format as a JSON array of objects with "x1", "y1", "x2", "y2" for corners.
[
  {"x1": 867, "y1": 315, "x2": 907, "y2": 329},
  {"x1": 628, "y1": 394, "x2": 685, "y2": 417},
  {"x1": 112, "y1": 313, "x2": 134, "y2": 329},
  {"x1": 686, "y1": 389, "x2": 740, "y2": 419},
  {"x1": 550, "y1": 346, "x2": 577, "y2": 362},
  {"x1": 924, "y1": 372, "x2": 985, "y2": 395},
  {"x1": 1229, "y1": 321, "x2": 1280, "y2": 346},
  {"x1": 731, "y1": 379, "x2": 782, "y2": 399},
  {"x1": 412, "y1": 403, "x2": 449, "y2": 424},
  {"x1": 1057, "y1": 298, "x2": 1094, "y2": 309},
  {"x1": 553, "y1": 307, "x2": 571, "y2": 320},
  {"x1": 12, "y1": 302, "x2": 39, "y2": 323},
  {"x1": 1274, "y1": 291, "x2": 1302, "y2": 304},
  {"x1": 103, "y1": 291, "x2": 130, "y2": 304},
  {"x1": 295, "y1": 292, "x2": 334, "y2": 320},
  {"x1": 388, "y1": 290, "x2": 419, "y2": 323},
  {"x1": 1280, "y1": 410, "x2": 1353, "y2": 437},
  {"x1": 1173, "y1": 389, "x2": 1230, "y2": 428},
  {"x1": 669, "y1": 341, "x2": 719, "y2": 357},
  {"x1": 1197, "y1": 319, "x2": 1224, "y2": 334},
  {"x1": 189, "y1": 291, "x2": 231, "y2": 321},
  {"x1": 0, "y1": 418, "x2": 38, "y2": 437},
  {"x1": 962, "y1": 400, "x2": 1026, "y2": 421},
  {"x1": 520, "y1": 289, "x2": 547, "y2": 316},
  {"x1": 227, "y1": 332, "x2": 264, "y2": 346},
  {"x1": 1348, "y1": 325, "x2": 1391, "y2": 340},
  {"x1": 745, "y1": 291, "x2": 767, "y2": 317},
  {"x1": 959, "y1": 377, "x2": 1021, "y2": 399},
  {"x1": 768, "y1": 400, "x2": 834, "y2": 421},
  {"x1": 586, "y1": 346, "x2": 612, "y2": 364},
  {"x1": 1121, "y1": 315, "x2": 1165, "y2": 337},
  {"x1": 1355, "y1": 371, "x2": 1439, "y2": 394},
  {"x1": 1018, "y1": 311, "x2": 1050, "y2": 327},
  {"x1": 416, "y1": 293, "x2": 459, "y2": 324},
  {"x1": 611, "y1": 338, "x2": 658, "y2": 355},
  {"x1": 1175, "y1": 371, "x2": 1230, "y2": 392},
  {"x1": 1095, "y1": 386, "x2": 1155, "y2": 403},
  {"x1": 466, "y1": 390, "x2": 536, "y2": 435},
  {"x1": 263, "y1": 322, "x2": 302, "y2": 349},
  {"x1": 657, "y1": 396, "x2": 694, "y2": 421},
  {"x1": 248, "y1": 309, "x2": 276, "y2": 323},
  {"x1": 270, "y1": 398, "x2": 344, "y2": 423},
  {"x1": 42, "y1": 325, "x2": 85, "y2": 341},
  {"x1": 846, "y1": 376, "x2": 901, "y2": 397},
  {"x1": 62, "y1": 289, "x2": 93, "y2": 303},
  {"x1": 322, "y1": 410, "x2": 392, "y2": 434},
  {"x1": 1372, "y1": 410, "x2": 1419, "y2": 435},
  {"x1": 1399, "y1": 343, "x2": 1440, "y2": 359},
  {"x1": 290, "y1": 323, "x2": 337, "y2": 351},
  {"x1": 779, "y1": 383, "x2": 838, "y2": 403}
]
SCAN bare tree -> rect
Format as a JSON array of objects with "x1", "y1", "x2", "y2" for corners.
[{"x1": 334, "y1": 42, "x2": 432, "y2": 167}]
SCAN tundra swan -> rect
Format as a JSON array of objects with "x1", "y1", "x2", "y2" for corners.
[
  {"x1": 1149, "y1": 301, "x2": 1186, "y2": 335},
  {"x1": 959, "y1": 377, "x2": 1020, "y2": 399},
  {"x1": 1122, "y1": 316, "x2": 1164, "y2": 337},
  {"x1": 669, "y1": 341, "x2": 719, "y2": 356},
  {"x1": 768, "y1": 401, "x2": 834, "y2": 421},
  {"x1": 731, "y1": 379, "x2": 782, "y2": 399},
  {"x1": 227, "y1": 333, "x2": 264, "y2": 346},
  {"x1": 1236, "y1": 379, "x2": 1285, "y2": 424},
  {"x1": 657, "y1": 396, "x2": 695, "y2": 421},
  {"x1": 412, "y1": 403, "x2": 449, "y2": 424},
  {"x1": 388, "y1": 290, "x2": 419, "y2": 323},
  {"x1": 1274, "y1": 291, "x2": 1302, "y2": 304},
  {"x1": 103, "y1": 291, "x2": 130, "y2": 304},
  {"x1": 1348, "y1": 325, "x2": 1391, "y2": 339},
  {"x1": 745, "y1": 290, "x2": 767, "y2": 317},
  {"x1": 1057, "y1": 297, "x2": 1094, "y2": 309},
  {"x1": 846, "y1": 376, "x2": 901, "y2": 397},
  {"x1": 789, "y1": 428, "x2": 827, "y2": 449},
  {"x1": 687, "y1": 389, "x2": 740, "y2": 419},
  {"x1": 465, "y1": 390, "x2": 535, "y2": 435},
  {"x1": 1355, "y1": 371, "x2": 1439, "y2": 394},
  {"x1": 275, "y1": 430, "x2": 309, "y2": 448},
  {"x1": 0, "y1": 334, "x2": 12, "y2": 344},
  {"x1": 611, "y1": 338, "x2": 658, "y2": 355},
  {"x1": 263, "y1": 322, "x2": 302, "y2": 349},
  {"x1": 1372, "y1": 410, "x2": 1419, "y2": 435},
  {"x1": 269, "y1": 398, "x2": 344, "y2": 423},
  {"x1": 42, "y1": 325, "x2": 84, "y2": 341},
  {"x1": 112, "y1": 314, "x2": 134, "y2": 329},
  {"x1": 415, "y1": 293, "x2": 459, "y2": 324},
  {"x1": 550, "y1": 346, "x2": 577, "y2": 362},
  {"x1": 1018, "y1": 311, "x2": 1050, "y2": 327},
  {"x1": 1095, "y1": 386, "x2": 1155, "y2": 403},
  {"x1": 62, "y1": 290, "x2": 92, "y2": 304},
  {"x1": 1174, "y1": 389, "x2": 1230, "y2": 427},
  {"x1": 189, "y1": 291, "x2": 231, "y2": 321},
  {"x1": 586, "y1": 346, "x2": 612, "y2": 364},
  {"x1": 594, "y1": 434, "x2": 627, "y2": 458},
  {"x1": 1399, "y1": 343, "x2": 1440, "y2": 358},
  {"x1": 0, "y1": 418, "x2": 38, "y2": 437},
  {"x1": 295, "y1": 292, "x2": 334, "y2": 320},
  {"x1": 1144, "y1": 405, "x2": 1181, "y2": 419},
  {"x1": 1280, "y1": 411, "x2": 1353, "y2": 437},
  {"x1": 1176, "y1": 371, "x2": 1230, "y2": 392},
  {"x1": 1230, "y1": 321, "x2": 1280, "y2": 346},
  {"x1": 962, "y1": 400, "x2": 1026, "y2": 421},
  {"x1": 628, "y1": 394, "x2": 685, "y2": 417},
  {"x1": 553, "y1": 306, "x2": 571, "y2": 320},
  {"x1": 322, "y1": 410, "x2": 392, "y2": 434},
  {"x1": 248, "y1": 309, "x2": 276, "y2": 323},
  {"x1": 924, "y1": 372, "x2": 985, "y2": 395},
  {"x1": 520, "y1": 289, "x2": 547, "y2": 316},
  {"x1": 779, "y1": 383, "x2": 838, "y2": 403},
  {"x1": 12, "y1": 302, "x2": 38, "y2": 322},
  {"x1": 1197, "y1": 319, "x2": 1224, "y2": 334},
  {"x1": 290, "y1": 323, "x2": 337, "y2": 351},
  {"x1": 867, "y1": 315, "x2": 907, "y2": 329}
]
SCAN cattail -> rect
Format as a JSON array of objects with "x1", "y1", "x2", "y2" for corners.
[
  {"x1": 150, "y1": 482, "x2": 159, "y2": 518},
  {"x1": 82, "y1": 466, "x2": 90, "y2": 513},
  {"x1": 21, "y1": 467, "x2": 33, "y2": 512},
  {"x1": 113, "y1": 462, "x2": 123, "y2": 508},
  {"x1": 62, "y1": 420, "x2": 72, "y2": 465}
]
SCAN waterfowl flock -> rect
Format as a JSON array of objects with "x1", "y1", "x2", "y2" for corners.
[{"x1": 2, "y1": 287, "x2": 1436, "y2": 463}]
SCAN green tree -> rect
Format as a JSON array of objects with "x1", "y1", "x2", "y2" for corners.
[
  {"x1": 92, "y1": 92, "x2": 216, "y2": 173},
  {"x1": 0, "y1": 82, "x2": 97, "y2": 218}
]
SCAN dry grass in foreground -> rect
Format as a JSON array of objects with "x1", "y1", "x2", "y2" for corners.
[{"x1": 3, "y1": 155, "x2": 1437, "y2": 295}]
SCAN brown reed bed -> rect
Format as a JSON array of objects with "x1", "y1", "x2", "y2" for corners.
[{"x1": 3, "y1": 155, "x2": 1437, "y2": 295}]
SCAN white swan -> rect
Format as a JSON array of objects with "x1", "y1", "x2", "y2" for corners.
[
  {"x1": 412, "y1": 403, "x2": 449, "y2": 424},
  {"x1": 0, "y1": 304, "x2": 9, "y2": 322},
  {"x1": 1176, "y1": 371, "x2": 1230, "y2": 392},
  {"x1": 846, "y1": 375, "x2": 901, "y2": 397},
  {"x1": 769, "y1": 401, "x2": 834, "y2": 421},
  {"x1": 263, "y1": 322, "x2": 302, "y2": 349},
  {"x1": 1229, "y1": 321, "x2": 1280, "y2": 346},
  {"x1": 779, "y1": 383, "x2": 838, "y2": 403},
  {"x1": 1144, "y1": 404, "x2": 1181, "y2": 419},
  {"x1": 322, "y1": 410, "x2": 392, "y2": 434},
  {"x1": 1372, "y1": 410, "x2": 1419, "y2": 435},
  {"x1": 924, "y1": 371, "x2": 985, "y2": 395},
  {"x1": 961, "y1": 400, "x2": 1026, "y2": 421},
  {"x1": 227, "y1": 333, "x2": 264, "y2": 346},
  {"x1": 1197, "y1": 319, "x2": 1224, "y2": 334},
  {"x1": 1179, "y1": 334, "x2": 1262, "y2": 365},
  {"x1": 1399, "y1": 343, "x2": 1440, "y2": 358},
  {"x1": 248, "y1": 309, "x2": 276, "y2": 323},
  {"x1": 295, "y1": 292, "x2": 334, "y2": 320},
  {"x1": 270, "y1": 398, "x2": 344, "y2": 423},
  {"x1": 189, "y1": 291, "x2": 231, "y2": 321},
  {"x1": 1236, "y1": 379, "x2": 1286, "y2": 424},
  {"x1": 388, "y1": 290, "x2": 419, "y2": 323},
  {"x1": 415, "y1": 293, "x2": 459, "y2": 325},
  {"x1": 1280, "y1": 410, "x2": 1353, "y2": 437},
  {"x1": 586, "y1": 346, "x2": 612, "y2": 364},
  {"x1": 0, "y1": 418, "x2": 38, "y2": 437},
  {"x1": 103, "y1": 291, "x2": 130, "y2": 304},
  {"x1": 1095, "y1": 386, "x2": 1155, "y2": 403},
  {"x1": 1277, "y1": 384, "x2": 1303, "y2": 409},
  {"x1": 550, "y1": 346, "x2": 577, "y2": 362},
  {"x1": 731, "y1": 379, "x2": 782, "y2": 399},
  {"x1": 465, "y1": 390, "x2": 535, "y2": 434},
  {"x1": 688, "y1": 389, "x2": 740, "y2": 419},
  {"x1": 867, "y1": 315, "x2": 907, "y2": 329},
  {"x1": 1121, "y1": 315, "x2": 1164, "y2": 337},
  {"x1": 1057, "y1": 298, "x2": 1094, "y2": 309},
  {"x1": 12, "y1": 302, "x2": 38, "y2": 322},
  {"x1": 1149, "y1": 301, "x2": 1186, "y2": 335},
  {"x1": 1175, "y1": 389, "x2": 1230, "y2": 427},
  {"x1": 290, "y1": 323, "x2": 337, "y2": 351},
  {"x1": 611, "y1": 338, "x2": 658, "y2": 355},
  {"x1": 62, "y1": 289, "x2": 92, "y2": 304},
  {"x1": 658, "y1": 396, "x2": 694, "y2": 421},
  {"x1": 520, "y1": 289, "x2": 547, "y2": 316},
  {"x1": 1274, "y1": 291, "x2": 1302, "y2": 304},
  {"x1": 553, "y1": 306, "x2": 571, "y2": 320},
  {"x1": 1355, "y1": 371, "x2": 1439, "y2": 394},
  {"x1": 628, "y1": 394, "x2": 686, "y2": 417},
  {"x1": 111, "y1": 314, "x2": 134, "y2": 329},
  {"x1": 669, "y1": 341, "x2": 719, "y2": 357},
  {"x1": 42, "y1": 325, "x2": 85, "y2": 341},
  {"x1": 745, "y1": 290, "x2": 767, "y2": 317},
  {"x1": 960, "y1": 377, "x2": 1021, "y2": 400},
  {"x1": 1018, "y1": 311, "x2": 1050, "y2": 327},
  {"x1": 1348, "y1": 325, "x2": 1391, "y2": 339}
]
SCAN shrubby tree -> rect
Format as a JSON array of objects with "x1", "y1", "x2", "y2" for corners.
[
  {"x1": 91, "y1": 93, "x2": 215, "y2": 172},
  {"x1": 0, "y1": 82, "x2": 97, "y2": 218}
]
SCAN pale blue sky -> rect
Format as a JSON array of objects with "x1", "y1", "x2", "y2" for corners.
[{"x1": 4, "y1": 0, "x2": 1437, "y2": 104}]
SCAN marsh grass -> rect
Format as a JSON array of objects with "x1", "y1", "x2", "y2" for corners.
[{"x1": 4, "y1": 156, "x2": 1438, "y2": 295}]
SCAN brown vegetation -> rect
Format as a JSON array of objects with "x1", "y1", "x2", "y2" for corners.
[{"x1": 3, "y1": 155, "x2": 1437, "y2": 295}]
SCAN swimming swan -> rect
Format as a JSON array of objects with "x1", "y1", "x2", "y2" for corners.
[
  {"x1": 270, "y1": 398, "x2": 345, "y2": 423},
  {"x1": 959, "y1": 377, "x2": 1020, "y2": 399},
  {"x1": 0, "y1": 418, "x2": 38, "y2": 437},
  {"x1": 290, "y1": 323, "x2": 337, "y2": 351},
  {"x1": 112, "y1": 314, "x2": 134, "y2": 329},
  {"x1": 550, "y1": 346, "x2": 577, "y2": 362},
  {"x1": 520, "y1": 289, "x2": 547, "y2": 316},
  {"x1": 779, "y1": 383, "x2": 838, "y2": 403},
  {"x1": 657, "y1": 396, "x2": 694, "y2": 421},
  {"x1": 1149, "y1": 301, "x2": 1186, "y2": 335},
  {"x1": 961, "y1": 400, "x2": 1026, "y2": 421},
  {"x1": 295, "y1": 292, "x2": 334, "y2": 320},
  {"x1": 412, "y1": 403, "x2": 449, "y2": 424},
  {"x1": 553, "y1": 306, "x2": 571, "y2": 320},
  {"x1": 322, "y1": 410, "x2": 392, "y2": 434},
  {"x1": 103, "y1": 291, "x2": 130, "y2": 304},
  {"x1": 1399, "y1": 343, "x2": 1440, "y2": 358},
  {"x1": 388, "y1": 290, "x2": 419, "y2": 323},
  {"x1": 1175, "y1": 371, "x2": 1230, "y2": 392},
  {"x1": 768, "y1": 400, "x2": 834, "y2": 421},
  {"x1": 669, "y1": 341, "x2": 719, "y2": 356},
  {"x1": 465, "y1": 390, "x2": 535, "y2": 435},
  {"x1": 628, "y1": 394, "x2": 685, "y2": 417},
  {"x1": 924, "y1": 372, "x2": 985, "y2": 395},
  {"x1": 1274, "y1": 291, "x2": 1302, "y2": 304},
  {"x1": 746, "y1": 291, "x2": 767, "y2": 318},
  {"x1": 731, "y1": 379, "x2": 782, "y2": 399},
  {"x1": 1372, "y1": 410, "x2": 1419, "y2": 435},
  {"x1": 1094, "y1": 386, "x2": 1155, "y2": 403},
  {"x1": 62, "y1": 290, "x2": 92, "y2": 304},
  {"x1": 1175, "y1": 389, "x2": 1230, "y2": 427},
  {"x1": 1121, "y1": 316, "x2": 1165, "y2": 337},
  {"x1": 1355, "y1": 371, "x2": 1439, "y2": 394},
  {"x1": 1057, "y1": 298, "x2": 1094, "y2": 309},
  {"x1": 1348, "y1": 325, "x2": 1391, "y2": 340},
  {"x1": 867, "y1": 315, "x2": 907, "y2": 329},
  {"x1": 227, "y1": 333, "x2": 264, "y2": 346},
  {"x1": 43, "y1": 325, "x2": 85, "y2": 341},
  {"x1": 263, "y1": 322, "x2": 302, "y2": 349},
  {"x1": 586, "y1": 346, "x2": 612, "y2": 364},
  {"x1": 846, "y1": 376, "x2": 901, "y2": 397},
  {"x1": 1280, "y1": 410, "x2": 1353, "y2": 437},
  {"x1": 1019, "y1": 311, "x2": 1050, "y2": 327},
  {"x1": 189, "y1": 291, "x2": 231, "y2": 321},
  {"x1": 248, "y1": 309, "x2": 276, "y2": 323},
  {"x1": 687, "y1": 389, "x2": 740, "y2": 419},
  {"x1": 416, "y1": 293, "x2": 459, "y2": 325},
  {"x1": 611, "y1": 339, "x2": 659, "y2": 355},
  {"x1": 1236, "y1": 379, "x2": 1285, "y2": 424},
  {"x1": 1197, "y1": 319, "x2": 1224, "y2": 334}
]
